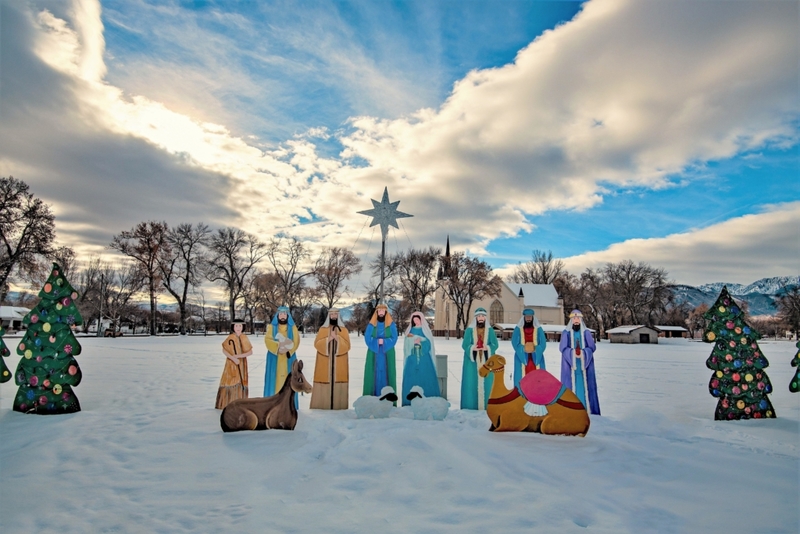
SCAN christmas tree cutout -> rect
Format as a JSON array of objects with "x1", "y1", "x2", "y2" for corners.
[
  {"x1": 13, "y1": 263, "x2": 83, "y2": 414},
  {"x1": 790, "y1": 341, "x2": 800, "y2": 393},
  {"x1": 0, "y1": 324, "x2": 11, "y2": 383},
  {"x1": 703, "y1": 286, "x2": 775, "y2": 420}
]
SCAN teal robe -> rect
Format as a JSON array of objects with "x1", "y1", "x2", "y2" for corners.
[{"x1": 460, "y1": 325, "x2": 498, "y2": 410}]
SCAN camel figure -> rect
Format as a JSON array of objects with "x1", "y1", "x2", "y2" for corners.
[
  {"x1": 480, "y1": 355, "x2": 590, "y2": 437},
  {"x1": 221, "y1": 359, "x2": 312, "y2": 432},
  {"x1": 480, "y1": 355, "x2": 544, "y2": 432}
]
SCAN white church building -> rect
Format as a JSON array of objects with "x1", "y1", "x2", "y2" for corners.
[{"x1": 431, "y1": 239, "x2": 564, "y2": 337}]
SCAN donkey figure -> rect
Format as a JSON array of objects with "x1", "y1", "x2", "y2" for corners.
[{"x1": 221, "y1": 359, "x2": 312, "y2": 432}]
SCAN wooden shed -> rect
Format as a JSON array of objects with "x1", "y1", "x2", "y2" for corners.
[
  {"x1": 606, "y1": 325, "x2": 659, "y2": 344},
  {"x1": 654, "y1": 325, "x2": 689, "y2": 338}
]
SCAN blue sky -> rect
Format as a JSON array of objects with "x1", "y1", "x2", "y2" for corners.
[{"x1": 0, "y1": 0, "x2": 797, "y2": 294}]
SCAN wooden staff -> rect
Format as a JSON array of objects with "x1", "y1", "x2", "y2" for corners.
[
  {"x1": 228, "y1": 338, "x2": 244, "y2": 386},
  {"x1": 328, "y1": 326, "x2": 339, "y2": 409}
]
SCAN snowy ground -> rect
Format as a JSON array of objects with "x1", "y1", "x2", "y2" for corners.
[{"x1": 1, "y1": 334, "x2": 798, "y2": 533}]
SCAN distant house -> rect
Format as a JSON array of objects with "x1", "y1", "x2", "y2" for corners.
[
  {"x1": 0, "y1": 306, "x2": 31, "y2": 331},
  {"x1": 654, "y1": 325, "x2": 689, "y2": 338},
  {"x1": 606, "y1": 325, "x2": 659, "y2": 344}
]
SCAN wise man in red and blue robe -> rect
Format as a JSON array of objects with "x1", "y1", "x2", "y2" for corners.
[{"x1": 511, "y1": 308, "x2": 547, "y2": 389}]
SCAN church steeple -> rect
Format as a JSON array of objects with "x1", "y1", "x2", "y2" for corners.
[{"x1": 438, "y1": 235, "x2": 451, "y2": 280}]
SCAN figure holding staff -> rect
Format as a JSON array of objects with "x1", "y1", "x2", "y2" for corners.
[
  {"x1": 310, "y1": 309, "x2": 351, "y2": 410},
  {"x1": 215, "y1": 319, "x2": 253, "y2": 409}
]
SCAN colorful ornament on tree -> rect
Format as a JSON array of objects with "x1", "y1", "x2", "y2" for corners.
[
  {"x1": 789, "y1": 341, "x2": 800, "y2": 393},
  {"x1": 703, "y1": 286, "x2": 775, "y2": 420},
  {"x1": 0, "y1": 324, "x2": 11, "y2": 383},
  {"x1": 13, "y1": 263, "x2": 84, "y2": 414}
]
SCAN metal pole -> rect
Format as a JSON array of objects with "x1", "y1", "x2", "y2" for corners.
[
  {"x1": 379, "y1": 236, "x2": 386, "y2": 304},
  {"x1": 96, "y1": 274, "x2": 104, "y2": 337}
]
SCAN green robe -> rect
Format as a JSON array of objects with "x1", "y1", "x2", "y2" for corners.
[{"x1": 363, "y1": 321, "x2": 398, "y2": 400}]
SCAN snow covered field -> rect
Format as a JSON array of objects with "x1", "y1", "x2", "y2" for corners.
[{"x1": 1, "y1": 334, "x2": 798, "y2": 533}]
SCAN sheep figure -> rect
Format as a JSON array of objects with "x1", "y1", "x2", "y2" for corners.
[
  {"x1": 406, "y1": 386, "x2": 450, "y2": 421},
  {"x1": 353, "y1": 386, "x2": 398, "y2": 419}
]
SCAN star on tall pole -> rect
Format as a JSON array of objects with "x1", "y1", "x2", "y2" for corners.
[{"x1": 358, "y1": 187, "x2": 413, "y2": 304}]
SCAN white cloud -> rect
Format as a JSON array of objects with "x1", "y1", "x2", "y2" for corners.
[
  {"x1": 559, "y1": 202, "x2": 800, "y2": 285},
  {"x1": 335, "y1": 0, "x2": 798, "y2": 249}
]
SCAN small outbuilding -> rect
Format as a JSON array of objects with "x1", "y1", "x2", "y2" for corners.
[
  {"x1": 654, "y1": 325, "x2": 689, "y2": 338},
  {"x1": 606, "y1": 325, "x2": 659, "y2": 344},
  {"x1": 0, "y1": 306, "x2": 31, "y2": 331}
]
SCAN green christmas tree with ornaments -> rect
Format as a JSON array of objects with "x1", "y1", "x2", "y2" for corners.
[
  {"x1": 703, "y1": 286, "x2": 775, "y2": 420},
  {"x1": 790, "y1": 341, "x2": 800, "y2": 393},
  {"x1": 13, "y1": 263, "x2": 83, "y2": 414},
  {"x1": 0, "y1": 324, "x2": 11, "y2": 383}
]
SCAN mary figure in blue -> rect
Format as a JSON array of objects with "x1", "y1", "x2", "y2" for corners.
[{"x1": 401, "y1": 312, "x2": 440, "y2": 405}]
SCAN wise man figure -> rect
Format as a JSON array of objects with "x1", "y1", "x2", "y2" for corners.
[
  {"x1": 560, "y1": 309, "x2": 600, "y2": 415},
  {"x1": 511, "y1": 308, "x2": 547, "y2": 389},
  {"x1": 363, "y1": 303, "x2": 399, "y2": 402},
  {"x1": 460, "y1": 307, "x2": 498, "y2": 410},
  {"x1": 310, "y1": 308, "x2": 351, "y2": 410},
  {"x1": 216, "y1": 319, "x2": 253, "y2": 409},
  {"x1": 264, "y1": 306, "x2": 300, "y2": 403}
]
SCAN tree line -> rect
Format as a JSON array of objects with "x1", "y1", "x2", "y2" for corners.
[{"x1": 3, "y1": 176, "x2": 799, "y2": 338}]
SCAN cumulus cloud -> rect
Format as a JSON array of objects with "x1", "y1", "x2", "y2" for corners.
[
  {"x1": 559, "y1": 202, "x2": 800, "y2": 285},
  {"x1": 336, "y1": 0, "x2": 798, "y2": 251}
]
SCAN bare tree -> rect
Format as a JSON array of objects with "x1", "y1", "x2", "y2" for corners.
[
  {"x1": 292, "y1": 282, "x2": 321, "y2": 333},
  {"x1": 159, "y1": 223, "x2": 210, "y2": 335},
  {"x1": 553, "y1": 272, "x2": 580, "y2": 322},
  {"x1": 686, "y1": 303, "x2": 709, "y2": 339},
  {"x1": 602, "y1": 260, "x2": 671, "y2": 325},
  {"x1": 205, "y1": 227, "x2": 267, "y2": 321},
  {"x1": 0, "y1": 176, "x2": 56, "y2": 298},
  {"x1": 74, "y1": 256, "x2": 103, "y2": 333},
  {"x1": 345, "y1": 303, "x2": 371, "y2": 337},
  {"x1": 249, "y1": 270, "x2": 284, "y2": 322},
  {"x1": 314, "y1": 246, "x2": 362, "y2": 309},
  {"x1": 439, "y1": 251, "x2": 503, "y2": 337},
  {"x1": 507, "y1": 249, "x2": 565, "y2": 284},
  {"x1": 776, "y1": 284, "x2": 800, "y2": 339},
  {"x1": 101, "y1": 262, "x2": 146, "y2": 336},
  {"x1": 110, "y1": 221, "x2": 170, "y2": 335},
  {"x1": 363, "y1": 252, "x2": 401, "y2": 315},
  {"x1": 577, "y1": 268, "x2": 612, "y2": 335},
  {"x1": 393, "y1": 246, "x2": 441, "y2": 314},
  {"x1": 265, "y1": 237, "x2": 314, "y2": 308},
  {"x1": 19, "y1": 246, "x2": 78, "y2": 292}
]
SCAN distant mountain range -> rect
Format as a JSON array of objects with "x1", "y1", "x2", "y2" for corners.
[{"x1": 671, "y1": 276, "x2": 799, "y2": 316}]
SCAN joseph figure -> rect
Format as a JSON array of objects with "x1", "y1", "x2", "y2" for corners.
[{"x1": 310, "y1": 308, "x2": 351, "y2": 410}]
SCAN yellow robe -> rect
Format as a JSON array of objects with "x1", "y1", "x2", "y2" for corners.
[
  {"x1": 215, "y1": 333, "x2": 252, "y2": 409},
  {"x1": 310, "y1": 325, "x2": 350, "y2": 410}
]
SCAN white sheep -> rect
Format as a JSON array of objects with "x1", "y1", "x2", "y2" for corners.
[
  {"x1": 406, "y1": 386, "x2": 450, "y2": 421},
  {"x1": 353, "y1": 386, "x2": 398, "y2": 419}
]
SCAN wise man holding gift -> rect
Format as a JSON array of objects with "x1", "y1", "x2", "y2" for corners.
[
  {"x1": 310, "y1": 308, "x2": 351, "y2": 410},
  {"x1": 560, "y1": 309, "x2": 600, "y2": 415},
  {"x1": 460, "y1": 307, "x2": 498, "y2": 410},
  {"x1": 511, "y1": 308, "x2": 547, "y2": 389},
  {"x1": 264, "y1": 306, "x2": 300, "y2": 401}
]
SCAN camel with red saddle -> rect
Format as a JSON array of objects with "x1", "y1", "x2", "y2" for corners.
[{"x1": 479, "y1": 354, "x2": 590, "y2": 437}]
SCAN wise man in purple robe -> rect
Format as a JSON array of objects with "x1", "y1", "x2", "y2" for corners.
[{"x1": 560, "y1": 309, "x2": 600, "y2": 415}]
